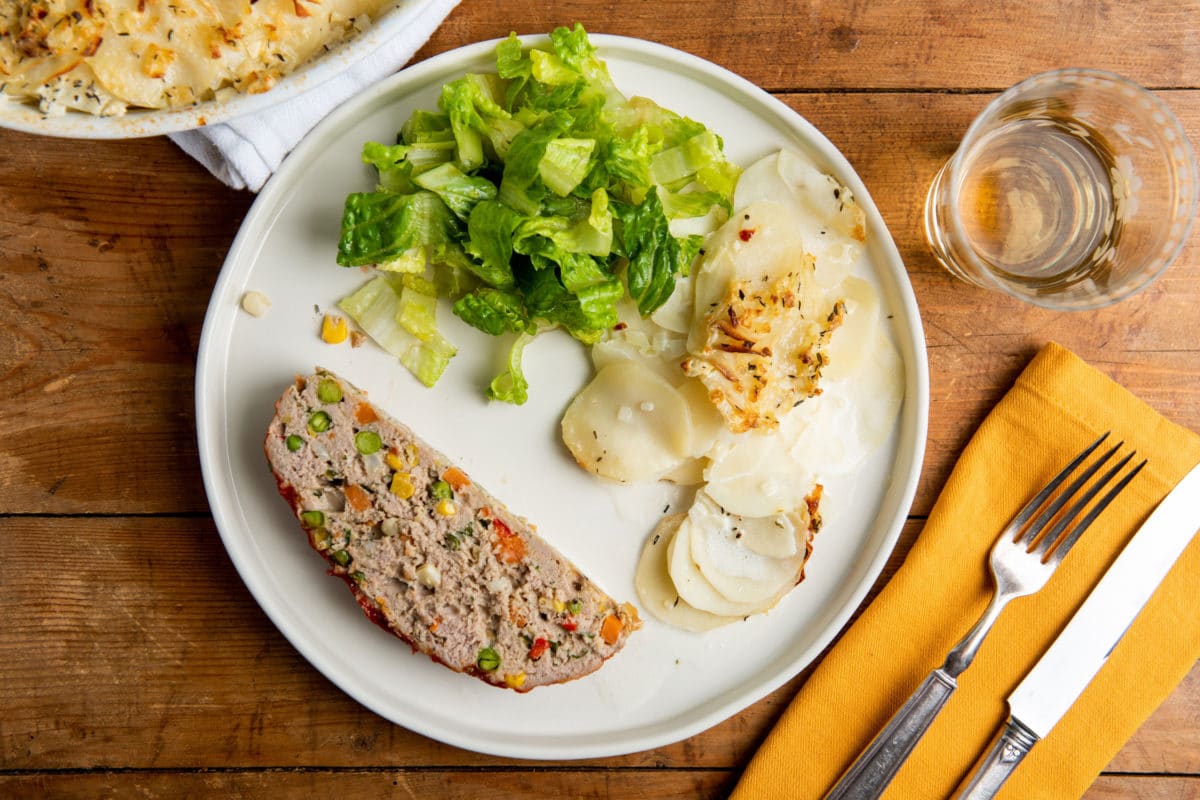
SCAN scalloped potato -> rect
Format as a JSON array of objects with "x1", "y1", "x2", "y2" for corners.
[
  {"x1": 0, "y1": 0, "x2": 392, "y2": 116},
  {"x1": 561, "y1": 148, "x2": 903, "y2": 630}
]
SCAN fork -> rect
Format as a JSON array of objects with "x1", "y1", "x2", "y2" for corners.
[{"x1": 825, "y1": 432, "x2": 1141, "y2": 800}]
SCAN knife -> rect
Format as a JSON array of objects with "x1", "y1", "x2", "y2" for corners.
[{"x1": 956, "y1": 460, "x2": 1200, "y2": 799}]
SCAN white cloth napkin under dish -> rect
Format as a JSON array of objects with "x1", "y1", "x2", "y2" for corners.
[{"x1": 170, "y1": 0, "x2": 460, "y2": 192}]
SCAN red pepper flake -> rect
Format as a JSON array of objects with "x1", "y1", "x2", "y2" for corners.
[
  {"x1": 561, "y1": 619, "x2": 578, "y2": 632},
  {"x1": 739, "y1": 228, "x2": 756, "y2": 242},
  {"x1": 528, "y1": 637, "x2": 549, "y2": 660}
]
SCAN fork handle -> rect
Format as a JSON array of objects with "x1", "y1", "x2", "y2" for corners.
[{"x1": 824, "y1": 669, "x2": 957, "y2": 800}]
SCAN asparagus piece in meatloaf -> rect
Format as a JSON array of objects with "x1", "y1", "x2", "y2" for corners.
[{"x1": 264, "y1": 369, "x2": 640, "y2": 691}]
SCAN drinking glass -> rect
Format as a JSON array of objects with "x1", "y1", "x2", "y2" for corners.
[{"x1": 924, "y1": 69, "x2": 1197, "y2": 309}]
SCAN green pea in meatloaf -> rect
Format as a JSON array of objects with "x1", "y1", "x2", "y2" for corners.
[{"x1": 264, "y1": 369, "x2": 640, "y2": 691}]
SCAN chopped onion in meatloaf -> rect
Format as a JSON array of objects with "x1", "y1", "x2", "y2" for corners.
[{"x1": 264, "y1": 369, "x2": 639, "y2": 691}]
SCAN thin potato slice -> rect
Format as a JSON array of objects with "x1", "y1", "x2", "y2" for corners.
[
  {"x1": 691, "y1": 491, "x2": 798, "y2": 560},
  {"x1": 821, "y1": 276, "x2": 879, "y2": 382},
  {"x1": 703, "y1": 429, "x2": 815, "y2": 517},
  {"x1": 634, "y1": 515, "x2": 737, "y2": 632},
  {"x1": 687, "y1": 492, "x2": 804, "y2": 606},
  {"x1": 666, "y1": 512, "x2": 771, "y2": 617},
  {"x1": 660, "y1": 457, "x2": 707, "y2": 486},
  {"x1": 675, "y1": 377, "x2": 725, "y2": 458},
  {"x1": 561, "y1": 359, "x2": 693, "y2": 483}
]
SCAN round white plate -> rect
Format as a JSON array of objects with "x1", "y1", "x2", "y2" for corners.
[
  {"x1": 0, "y1": 0, "x2": 440, "y2": 138},
  {"x1": 196, "y1": 34, "x2": 929, "y2": 760}
]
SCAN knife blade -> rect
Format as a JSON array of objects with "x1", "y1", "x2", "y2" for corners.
[{"x1": 957, "y1": 460, "x2": 1200, "y2": 800}]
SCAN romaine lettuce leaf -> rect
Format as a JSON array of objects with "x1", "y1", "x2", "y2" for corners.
[
  {"x1": 496, "y1": 33, "x2": 532, "y2": 81},
  {"x1": 337, "y1": 276, "x2": 457, "y2": 387},
  {"x1": 337, "y1": 190, "x2": 458, "y2": 269},
  {"x1": 595, "y1": 126, "x2": 652, "y2": 203},
  {"x1": 616, "y1": 191, "x2": 701, "y2": 316},
  {"x1": 548, "y1": 23, "x2": 629, "y2": 119},
  {"x1": 465, "y1": 200, "x2": 523, "y2": 287},
  {"x1": 400, "y1": 272, "x2": 439, "y2": 296},
  {"x1": 438, "y1": 74, "x2": 512, "y2": 171},
  {"x1": 520, "y1": 263, "x2": 618, "y2": 342},
  {"x1": 538, "y1": 137, "x2": 596, "y2": 196},
  {"x1": 360, "y1": 142, "x2": 414, "y2": 192},
  {"x1": 413, "y1": 162, "x2": 498, "y2": 221},
  {"x1": 453, "y1": 287, "x2": 531, "y2": 336},
  {"x1": 401, "y1": 333, "x2": 457, "y2": 387},
  {"x1": 530, "y1": 49, "x2": 579, "y2": 86},
  {"x1": 498, "y1": 111, "x2": 572, "y2": 215},
  {"x1": 397, "y1": 284, "x2": 440, "y2": 340},
  {"x1": 487, "y1": 331, "x2": 533, "y2": 405},
  {"x1": 651, "y1": 129, "x2": 724, "y2": 186},
  {"x1": 401, "y1": 110, "x2": 454, "y2": 143},
  {"x1": 510, "y1": 189, "x2": 612, "y2": 260},
  {"x1": 659, "y1": 186, "x2": 731, "y2": 218},
  {"x1": 376, "y1": 246, "x2": 427, "y2": 275}
]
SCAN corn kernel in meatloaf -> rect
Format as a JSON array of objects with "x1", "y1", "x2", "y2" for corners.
[{"x1": 264, "y1": 369, "x2": 640, "y2": 691}]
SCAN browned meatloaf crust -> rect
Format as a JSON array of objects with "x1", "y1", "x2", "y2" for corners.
[{"x1": 264, "y1": 369, "x2": 640, "y2": 691}]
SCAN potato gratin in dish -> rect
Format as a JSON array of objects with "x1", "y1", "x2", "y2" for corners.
[{"x1": 0, "y1": 0, "x2": 400, "y2": 117}]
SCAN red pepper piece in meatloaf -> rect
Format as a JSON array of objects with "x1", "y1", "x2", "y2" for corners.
[{"x1": 264, "y1": 369, "x2": 640, "y2": 691}]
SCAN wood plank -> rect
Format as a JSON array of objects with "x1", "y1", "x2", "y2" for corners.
[
  {"x1": 418, "y1": 0, "x2": 1200, "y2": 92},
  {"x1": 1087, "y1": 776, "x2": 1200, "y2": 800},
  {"x1": 0, "y1": 130, "x2": 249, "y2": 515},
  {"x1": 0, "y1": 770, "x2": 734, "y2": 799},
  {"x1": 0, "y1": 771, "x2": 1195, "y2": 798},
  {"x1": 2, "y1": 517, "x2": 1197, "y2": 774},
  {"x1": 2, "y1": 93, "x2": 1198, "y2": 515}
]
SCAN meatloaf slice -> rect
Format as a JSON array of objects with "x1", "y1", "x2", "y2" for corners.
[{"x1": 264, "y1": 369, "x2": 640, "y2": 691}]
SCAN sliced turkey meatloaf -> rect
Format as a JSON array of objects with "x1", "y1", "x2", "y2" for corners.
[{"x1": 264, "y1": 369, "x2": 640, "y2": 691}]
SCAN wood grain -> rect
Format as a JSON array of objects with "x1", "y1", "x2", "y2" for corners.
[
  {"x1": 0, "y1": 131, "x2": 248, "y2": 515},
  {"x1": 418, "y1": 0, "x2": 1200, "y2": 92},
  {"x1": 2, "y1": 517, "x2": 1196, "y2": 776},
  {"x1": 1, "y1": 772, "x2": 1197, "y2": 799},
  {"x1": 4, "y1": 2, "x2": 1200, "y2": 795},
  {"x1": 1, "y1": 93, "x2": 1197, "y2": 516},
  {"x1": 2, "y1": 772, "x2": 1200, "y2": 796},
  {"x1": 4, "y1": 770, "x2": 737, "y2": 800}
]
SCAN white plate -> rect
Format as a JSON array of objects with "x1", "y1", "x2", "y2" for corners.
[
  {"x1": 0, "y1": 0, "x2": 441, "y2": 138},
  {"x1": 196, "y1": 34, "x2": 929, "y2": 760}
]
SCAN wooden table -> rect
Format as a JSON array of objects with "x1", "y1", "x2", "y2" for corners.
[{"x1": 3, "y1": 1, "x2": 1198, "y2": 797}]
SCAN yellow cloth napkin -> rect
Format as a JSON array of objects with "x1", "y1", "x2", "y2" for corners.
[{"x1": 731, "y1": 342, "x2": 1200, "y2": 800}]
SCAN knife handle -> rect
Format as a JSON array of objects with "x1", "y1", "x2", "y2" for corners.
[
  {"x1": 825, "y1": 669, "x2": 957, "y2": 800},
  {"x1": 956, "y1": 717, "x2": 1040, "y2": 800}
]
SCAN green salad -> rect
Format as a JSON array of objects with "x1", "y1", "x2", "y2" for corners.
[{"x1": 335, "y1": 24, "x2": 740, "y2": 403}]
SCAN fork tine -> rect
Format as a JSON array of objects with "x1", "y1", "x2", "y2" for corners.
[
  {"x1": 1048, "y1": 457, "x2": 1148, "y2": 560},
  {"x1": 1032, "y1": 450, "x2": 1136, "y2": 559},
  {"x1": 1020, "y1": 437, "x2": 1121, "y2": 546},
  {"x1": 1006, "y1": 431, "x2": 1110, "y2": 538}
]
